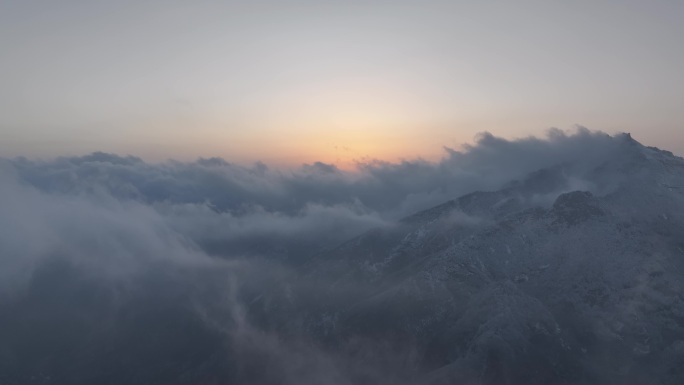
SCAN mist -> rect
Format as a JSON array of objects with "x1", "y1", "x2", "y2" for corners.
[
  {"x1": 2, "y1": 127, "x2": 683, "y2": 384},
  {"x1": 5, "y1": 127, "x2": 626, "y2": 258}
]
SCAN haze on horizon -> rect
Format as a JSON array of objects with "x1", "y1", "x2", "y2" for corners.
[{"x1": 2, "y1": 0, "x2": 684, "y2": 167}]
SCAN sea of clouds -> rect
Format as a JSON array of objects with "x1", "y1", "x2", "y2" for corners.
[{"x1": 0, "y1": 127, "x2": 645, "y2": 384}]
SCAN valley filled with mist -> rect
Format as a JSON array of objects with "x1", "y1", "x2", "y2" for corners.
[{"x1": 2, "y1": 129, "x2": 684, "y2": 384}]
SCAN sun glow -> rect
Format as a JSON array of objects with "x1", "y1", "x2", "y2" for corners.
[{"x1": 197, "y1": 77, "x2": 464, "y2": 169}]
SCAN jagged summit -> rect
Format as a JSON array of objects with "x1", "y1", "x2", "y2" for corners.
[{"x1": 617, "y1": 131, "x2": 636, "y2": 143}]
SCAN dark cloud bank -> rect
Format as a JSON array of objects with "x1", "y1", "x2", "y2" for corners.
[{"x1": 2, "y1": 127, "x2": 684, "y2": 384}]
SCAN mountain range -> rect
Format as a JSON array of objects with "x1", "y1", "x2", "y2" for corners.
[{"x1": 1, "y1": 133, "x2": 683, "y2": 384}]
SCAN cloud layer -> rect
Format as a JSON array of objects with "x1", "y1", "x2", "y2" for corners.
[
  {"x1": 4, "y1": 127, "x2": 632, "y2": 259},
  {"x1": 0, "y1": 127, "x2": 652, "y2": 384}
]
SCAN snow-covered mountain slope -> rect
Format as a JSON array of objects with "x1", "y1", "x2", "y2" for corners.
[
  {"x1": 3, "y1": 133, "x2": 684, "y2": 385},
  {"x1": 257, "y1": 134, "x2": 684, "y2": 384}
]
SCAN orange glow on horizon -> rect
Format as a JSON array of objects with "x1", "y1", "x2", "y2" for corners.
[{"x1": 218, "y1": 128, "x2": 459, "y2": 171}]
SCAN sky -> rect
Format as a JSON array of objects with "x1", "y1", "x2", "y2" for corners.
[{"x1": 1, "y1": 0, "x2": 683, "y2": 167}]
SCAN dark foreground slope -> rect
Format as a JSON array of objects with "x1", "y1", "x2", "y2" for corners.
[{"x1": 2, "y1": 134, "x2": 684, "y2": 385}]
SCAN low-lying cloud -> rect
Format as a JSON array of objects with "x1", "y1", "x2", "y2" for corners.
[
  {"x1": 0, "y1": 127, "x2": 656, "y2": 384},
  {"x1": 5, "y1": 127, "x2": 631, "y2": 257}
]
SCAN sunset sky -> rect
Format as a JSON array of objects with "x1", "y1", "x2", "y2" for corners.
[{"x1": 2, "y1": 0, "x2": 683, "y2": 167}]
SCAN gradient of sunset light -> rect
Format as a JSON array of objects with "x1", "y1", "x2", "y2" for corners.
[{"x1": 2, "y1": 1, "x2": 683, "y2": 169}]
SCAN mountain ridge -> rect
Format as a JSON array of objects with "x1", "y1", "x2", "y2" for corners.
[{"x1": 255, "y1": 135, "x2": 684, "y2": 384}]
